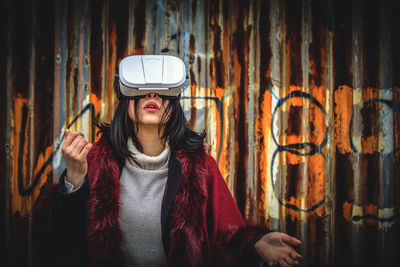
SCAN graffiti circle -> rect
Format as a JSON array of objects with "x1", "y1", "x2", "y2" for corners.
[
  {"x1": 270, "y1": 90, "x2": 327, "y2": 212},
  {"x1": 349, "y1": 98, "x2": 400, "y2": 154}
]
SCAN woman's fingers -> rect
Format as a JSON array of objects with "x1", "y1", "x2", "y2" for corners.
[
  {"x1": 74, "y1": 138, "x2": 88, "y2": 156},
  {"x1": 63, "y1": 129, "x2": 84, "y2": 148},
  {"x1": 289, "y1": 249, "x2": 302, "y2": 261},
  {"x1": 78, "y1": 143, "x2": 93, "y2": 159},
  {"x1": 63, "y1": 130, "x2": 86, "y2": 154},
  {"x1": 278, "y1": 259, "x2": 290, "y2": 267},
  {"x1": 71, "y1": 135, "x2": 84, "y2": 150},
  {"x1": 282, "y1": 234, "x2": 301, "y2": 246},
  {"x1": 256, "y1": 232, "x2": 302, "y2": 267},
  {"x1": 283, "y1": 255, "x2": 295, "y2": 266}
]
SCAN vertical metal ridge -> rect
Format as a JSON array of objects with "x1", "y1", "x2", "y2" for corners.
[
  {"x1": 324, "y1": 0, "x2": 336, "y2": 265},
  {"x1": 180, "y1": 0, "x2": 190, "y2": 65},
  {"x1": 352, "y1": 0, "x2": 364, "y2": 266},
  {"x1": 80, "y1": 0, "x2": 90, "y2": 141},
  {"x1": 300, "y1": 0, "x2": 311, "y2": 264},
  {"x1": 232, "y1": 0, "x2": 250, "y2": 216},
  {"x1": 206, "y1": 0, "x2": 218, "y2": 162},
  {"x1": 53, "y1": 0, "x2": 68, "y2": 181},
  {"x1": 255, "y1": 0, "x2": 271, "y2": 225},
  {"x1": 378, "y1": 0, "x2": 394, "y2": 265},
  {"x1": 27, "y1": 2, "x2": 36, "y2": 265},
  {"x1": 101, "y1": 0, "x2": 109, "y2": 122},
  {"x1": 245, "y1": 0, "x2": 260, "y2": 223},
  {"x1": 268, "y1": 0, "x2": 282, "y2": 231},
  {"x1": 252, "y1": 0, "x2": 262, "y2": 223},
  {"x1": 5, "y1": 0, "x2": 14, "y2": 264},
  {"x1": 127, "y1": 0, "x2": 135, "y2": 55},
  {"x1": 225, "y1": 0, "x2": 236, "y2": 194},
  {"x1": 203, "y1": 0, "x2": 210, "y2": 158},
  {"x1": 70, "y1": 0, "x2": 81, "y2": 129},
  {"x1": 278, "y1": 0, "x2": 287, "y2": 233},
  {"x1": 28, "y1": 0, "x2": 36, "y2": 200}
]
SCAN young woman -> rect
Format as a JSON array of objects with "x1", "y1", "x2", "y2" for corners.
[{"x1": 32, "y1": 58, "x2": 302, "y2": 267}]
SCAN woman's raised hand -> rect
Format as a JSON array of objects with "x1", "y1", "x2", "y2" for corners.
[
  {"x1": 61, "y1": 129, "x2": 93, "y2": 188},
  {"x1": 255, "y1": 232, "x2": 302, "y2": 267}
]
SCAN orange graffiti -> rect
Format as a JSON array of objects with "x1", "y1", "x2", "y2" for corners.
[
  {"x1": 11, "y1": 96, "x2": 53, "y2": 216},
  {"x1": 334, "y1": 85, "x2": 353, "y2": 153}
]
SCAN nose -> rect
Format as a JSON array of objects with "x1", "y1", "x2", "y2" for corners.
[{"x1": 145, "y1": 92, "x2": 160, "y2": 99}]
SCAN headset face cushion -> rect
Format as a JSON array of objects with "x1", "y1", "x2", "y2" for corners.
[{"x1": 119, "y1": 55, "x2": 186, "y2": 97}]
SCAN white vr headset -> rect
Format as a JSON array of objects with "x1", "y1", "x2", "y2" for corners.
[{"x1": 117, "y1": 55, "x2": 186, "y2": 98}]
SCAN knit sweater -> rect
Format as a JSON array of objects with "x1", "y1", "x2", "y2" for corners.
[{"x1": 119, "y1": 139, "x2": 170, "y2": 266}]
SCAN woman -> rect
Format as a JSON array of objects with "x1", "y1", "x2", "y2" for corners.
[{"x1": 32, "y1": 56, "x2": 302, "y2": 267}]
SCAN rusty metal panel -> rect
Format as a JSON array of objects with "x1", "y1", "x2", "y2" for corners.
[{"x1": 3, "y1": 0, "x2": 400, "y2": 266}]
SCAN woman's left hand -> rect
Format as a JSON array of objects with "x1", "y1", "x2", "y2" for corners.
[{"x1": 255, "y1": 232, "x2": 302, "y2": 267}]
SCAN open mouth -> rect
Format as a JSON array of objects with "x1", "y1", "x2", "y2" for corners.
[{"x1": 144, "y1": 101, "x2": 160, "y2": 111}]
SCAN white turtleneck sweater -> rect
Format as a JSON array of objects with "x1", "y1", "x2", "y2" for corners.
[{"x1": 65, "y1": 138, "x2": 170, "y2": 267}]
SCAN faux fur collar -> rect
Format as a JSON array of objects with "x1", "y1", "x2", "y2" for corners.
[
  {"x1": 167, "y1": 148, "x2": 209, "y2": 266},
  {"x1": 85, "y1": 135, "x2": 209, "y2": 267}
]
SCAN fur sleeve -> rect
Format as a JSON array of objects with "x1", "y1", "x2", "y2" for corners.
[
  {"x1": 31, "y1": 171, "x2": 90, "y2": 267},
  {"x1": 205, "y1": 155, "x2": 269, "y2": 266},
  {"x1": 31, "y1": 174, "x2": 59, "y2": 267}
]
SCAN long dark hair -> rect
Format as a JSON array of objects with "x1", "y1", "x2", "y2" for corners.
[{"x1": 95, "y1": 77, "x2": 205, "y2": 163}]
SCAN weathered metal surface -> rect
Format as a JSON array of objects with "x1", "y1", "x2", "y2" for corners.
[{"x1": 2, "y1": 0, "x2": 400, "y2": 266}]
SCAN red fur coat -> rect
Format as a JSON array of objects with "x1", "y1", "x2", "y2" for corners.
[{"x1": 32, "y1": 135, "x2": 268, "y2": 267}]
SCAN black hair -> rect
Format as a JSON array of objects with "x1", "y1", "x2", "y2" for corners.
[{"x1": 95, "y1": 77, "x2": 205, "y2": 163}]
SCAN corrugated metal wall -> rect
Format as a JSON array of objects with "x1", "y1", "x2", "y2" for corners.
[{"x1": 2, "y1": 0, "x2": 399, "y2": 266}]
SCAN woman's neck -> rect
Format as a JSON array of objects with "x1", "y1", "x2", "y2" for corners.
[{"x1": 135, "y1": 125, "x2": 165, "y2": 156}]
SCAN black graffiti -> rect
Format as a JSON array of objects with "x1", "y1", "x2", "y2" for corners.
[
  {"x1": 346, "y1": 98, "x2": 400, "y2": 223},
  {"x1": 349, "y1": 98, "x2": 400, "y2": 154},
  {"x1": 352, "y1": 214, "x2": 396, "y2": 223},
  {"x1": 270, "y1": 90, "x2": 327, "y2": 212},
  {"x1": 17, "y1": 103, "x2": 96, "y2": 196},
  {"x1": 270, "y1": 91, "x2": 400, "y2": 213}
]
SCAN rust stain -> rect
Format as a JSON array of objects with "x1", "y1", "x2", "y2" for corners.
[
  {"x1": 210, "y1": 0, "x2": 225, "y2": 89},
  {"x1": 342, "y1": 201, "x2": 352, "y2": 222},
  {"x1": 89, "y1": 0, "x2": 104, "y2": 98},
  {"x1": 309, "y1": 85, "x2": 326, "y2": 147},
  {"x1": 307, "y1": 153, "x2": 325, "y2": 217},
  {"x1": 106, "y1": 23, "x2": 117, "y2": 122},
  {"x1": 213, "y1": 98, "x2": 221, "y2": 166},
  {"x1": 285, "y1": 0, "x2": 303, "y2": 87},
  {"x1": 259, "y1": 89, "x2": 272, "y2": 220},
  {"x1": 217, "y1": 96, "x2": 229, "y2": 182},
  {"x1": 133, "y1": 0, "x2": 146, "y2": 54},
  {"x1": 188, "y1": 33, "x2": 197, "y2": 131},
  {"x1": 334, "y1": 85, "x2": 353, "y2": 153},
  {"x1": 232, "y1": 0, "x2": 251, "y2": 215}
]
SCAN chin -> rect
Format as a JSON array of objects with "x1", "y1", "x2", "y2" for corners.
[{"x1": 140, "y1": 119, "x2": 162, "y2": 126}]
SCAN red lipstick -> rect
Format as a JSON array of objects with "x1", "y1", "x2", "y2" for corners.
[{"x1": 144, "y1": 101, "x2": 160, "y2": 112}]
